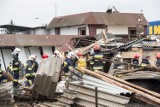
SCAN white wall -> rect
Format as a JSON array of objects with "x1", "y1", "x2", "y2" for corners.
[
  {"x1": 96, "y1": 29, "x2": 105, "y2": 34},
  {"x1": 108, "y1": 25, "x2": 136, "y2": 35},
  {"x1": 50, "y1": 29, "x2": 55, "y2": 35},
  {"x1": 34, "y1": 28, "x2": 50, "y2": 35},
  {"x1": 49, "y1": 25, "x2": 89, "y2": 35},
  {"x1": 42, "y1": 46, "x2": 53, "y2": 56}
]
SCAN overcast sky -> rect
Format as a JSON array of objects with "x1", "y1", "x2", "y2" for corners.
[{"x1": 0, "y1": 0, "x2": 159, "y2": 27}]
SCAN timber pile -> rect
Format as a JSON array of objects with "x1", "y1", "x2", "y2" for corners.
[
  {"x1": 0, "y1": 82, "x2": 14, "y2": 106},
  {"x1": 79, "y1": 68, "x2": 160, "y2": 107}
]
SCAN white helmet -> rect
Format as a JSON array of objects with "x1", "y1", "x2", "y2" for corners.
[
  {"x1": 14, "y1": 48, "x2": 20, "y2": 53},
  {"x1": 68, "y1": 51, "x2": 75, "y2": 58},
  {"x1": 116, "y1": 55, "x2": 122, "y2": 59},
  {"x1": 29, "y1": 55, "x2": 36, "y2": 60},
  {"x1": 54, "y1": 50, "x2": 60, "y2": 56}
]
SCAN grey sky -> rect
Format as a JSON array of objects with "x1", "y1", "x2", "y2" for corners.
[{"x1": 0, "y1": 0, "x2": 159, "y2": 27}]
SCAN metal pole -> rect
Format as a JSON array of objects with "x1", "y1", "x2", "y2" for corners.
[{"x1": 95, "y1": 87, "x2": 98, "y2": 107}]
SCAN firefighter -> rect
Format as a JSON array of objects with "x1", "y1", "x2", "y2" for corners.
[
  {"x1": 0, "y1": 70, "x2": 8, "y2": 84},
  {"x1": 32, "y1": 55, "x2": 38, "y2": 73},
  {"x1": 53, "y1": 50, "x2": 60, "y2": 57},
  {"x1": 12, "y1": 48, "x2": 21, "y2": 87},
  {"x1": 77, "y1": 52, "x2": 87, "y2": 69},
  {"x1": 131, "y1": 54, "x2": 140, "y2": 68},
  {"x1": 63, "y1": 53, "x2": 73, "y2": 74},
  {"x1": 140, "y1": 56, "x2": 151, "y2": 67},
  {"x1": 6, "y1": 62, "x2": 13, "y2": 77},
  {"x1": 68, "y1": 51, "x2": 78, "y2": 68},
  {"x1": 114, "y1": 55, "x2": 123, "y2": 69},
  {"x1": 90, "y1": 44, "x2": 104, "y2": 71},
  {"x1": 25, "y1": 55, "x2": 36, "y2": 87},
  {"x1": 156, "y1": 53, "x2": 160, "y2": 67}
]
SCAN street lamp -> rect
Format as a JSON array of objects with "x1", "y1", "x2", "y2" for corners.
[{"x1": 35, "y1": 17, "x2": 44, "y2": 26}]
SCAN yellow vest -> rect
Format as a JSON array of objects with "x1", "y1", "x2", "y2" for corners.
[{"x1": 78, "y1": 58, "x2": 87, "y2": 69}]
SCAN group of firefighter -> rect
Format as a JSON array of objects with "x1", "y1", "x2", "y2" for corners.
[
  {"x1": 1, "y1": 44, "x2": 160, "y2": 87},
  {"x1": 0, "y1": 48, "x2": 40, "y2": 87},
  {"x1": 63, "y1": 43, "x2": 105, "y2": 74}
]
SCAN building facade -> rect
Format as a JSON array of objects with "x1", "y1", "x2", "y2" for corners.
[{"x1": 48, "y1": 12, "x2": 148, "y2": 38}]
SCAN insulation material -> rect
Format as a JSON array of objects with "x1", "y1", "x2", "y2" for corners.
[
  {"x1": 16, "y1": 46, "x2": 27, "y2": 64},
  {"x1": 2, "y1": 49, "x2": 12, "y2": 70},
  {"x1": 42, "y1": 46, "x2": 53, "y2": 56},
  {"x1": 29, "y1": 47, "x2": 41, "y2": 63}
]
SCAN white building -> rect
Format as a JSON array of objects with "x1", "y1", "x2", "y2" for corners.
[{"x1": 47, "y1": 12, "x2": 148, "y2": 38}]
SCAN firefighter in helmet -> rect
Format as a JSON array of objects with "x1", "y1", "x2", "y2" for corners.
[
  {"x1": 131, "y1": 54, "x2": 140, "y2": 68},
  {"x1": 25, "y1": 55, "x2": 36, "y2": 87},
  {"x1": 12, "y1": 48, "x2": 21, "y2": 87},
  {"x1": 114, "y1": 55, "x2": 123, "y2": 69},
  {"x1": 77, "y1": 52, "x2": 87, "y2": 69},
  {"x1": 90, "y1": 44, "x2": 105, "y2": 71},
  {"x1": 140, "y1": 56, "x2": 151, "y2": 67}
]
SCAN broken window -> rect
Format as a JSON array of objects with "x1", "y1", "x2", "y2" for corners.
[{"x1": 78, "y1": 27, "x2": 86, "y2": 35}]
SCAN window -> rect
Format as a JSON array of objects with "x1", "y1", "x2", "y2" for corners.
[
  {"x1": 78, "y1": 27, "x2": 86, "y2": 35},
  {"x1": 128, "y1": 27, "x2": 136, "y2": 35},
  {"x1": 55, "y1": 28, "x2": 60, "y2": 35}
]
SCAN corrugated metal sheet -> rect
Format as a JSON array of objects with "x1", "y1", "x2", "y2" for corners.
[
  {"x1": 82, "y1": 74, "x2": 132, "y2": 94},
  {"x1": 34, "y1": 56, "x2": 62, "y2": 99},
  {"x1": 65, "y1": 68, "x2": 131, "y2": 107},
  {"x1": 48, "y1": 12, "x2": 148, "y2": 28},
  {"x1": 119, "y1": 71, "x2": 160, "y2": 80},
  {"x1": 0, "y1": 35, "x2": 83, "y2": 46}
]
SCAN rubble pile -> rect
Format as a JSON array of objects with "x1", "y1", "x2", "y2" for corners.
[{"x1": 0, "y1": 82, "x2": 14, "y2": 106}]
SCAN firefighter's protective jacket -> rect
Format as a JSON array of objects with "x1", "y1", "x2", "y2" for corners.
[
  {"x1": 63, "y1": 57, "x2": 73, "y2": 73},
  {"x1": 25, "y1": 60, "x2": 35, "y2": 78},
  {"x1": 140, "y1": 59, "x2": 150, "y2": 67},
  {"x1": 0, "y1": 69, "x2": 8, "y2": 84},
  {"x1": 90, "y1": 51, "x2": 105, "y2": 71},
  {"x1": 77, "y1": 58, "x2": 87, "y2": 69}
]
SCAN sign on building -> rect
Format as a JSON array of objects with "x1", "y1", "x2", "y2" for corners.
[{"x1": 148, "y1": 21, "x2": 160, "y2": 35}]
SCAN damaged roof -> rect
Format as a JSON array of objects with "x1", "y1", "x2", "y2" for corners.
[
  {"x1": 0, "y1": 34, "x2": 84, "y2": 46},
  {"x1": 48, "y1": 12, "x2": 148, "y2": 28}
]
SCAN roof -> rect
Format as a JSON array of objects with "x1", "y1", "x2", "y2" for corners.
[
  {"x1": 0, "y1": 34, "x2": 84, "y2": 46},
  {"x1": 0, "y1": 24, "x2": 32, "y2": 31},
  {"x1": 48, "y1": 12, "x2": 148, "y2": 28}
]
